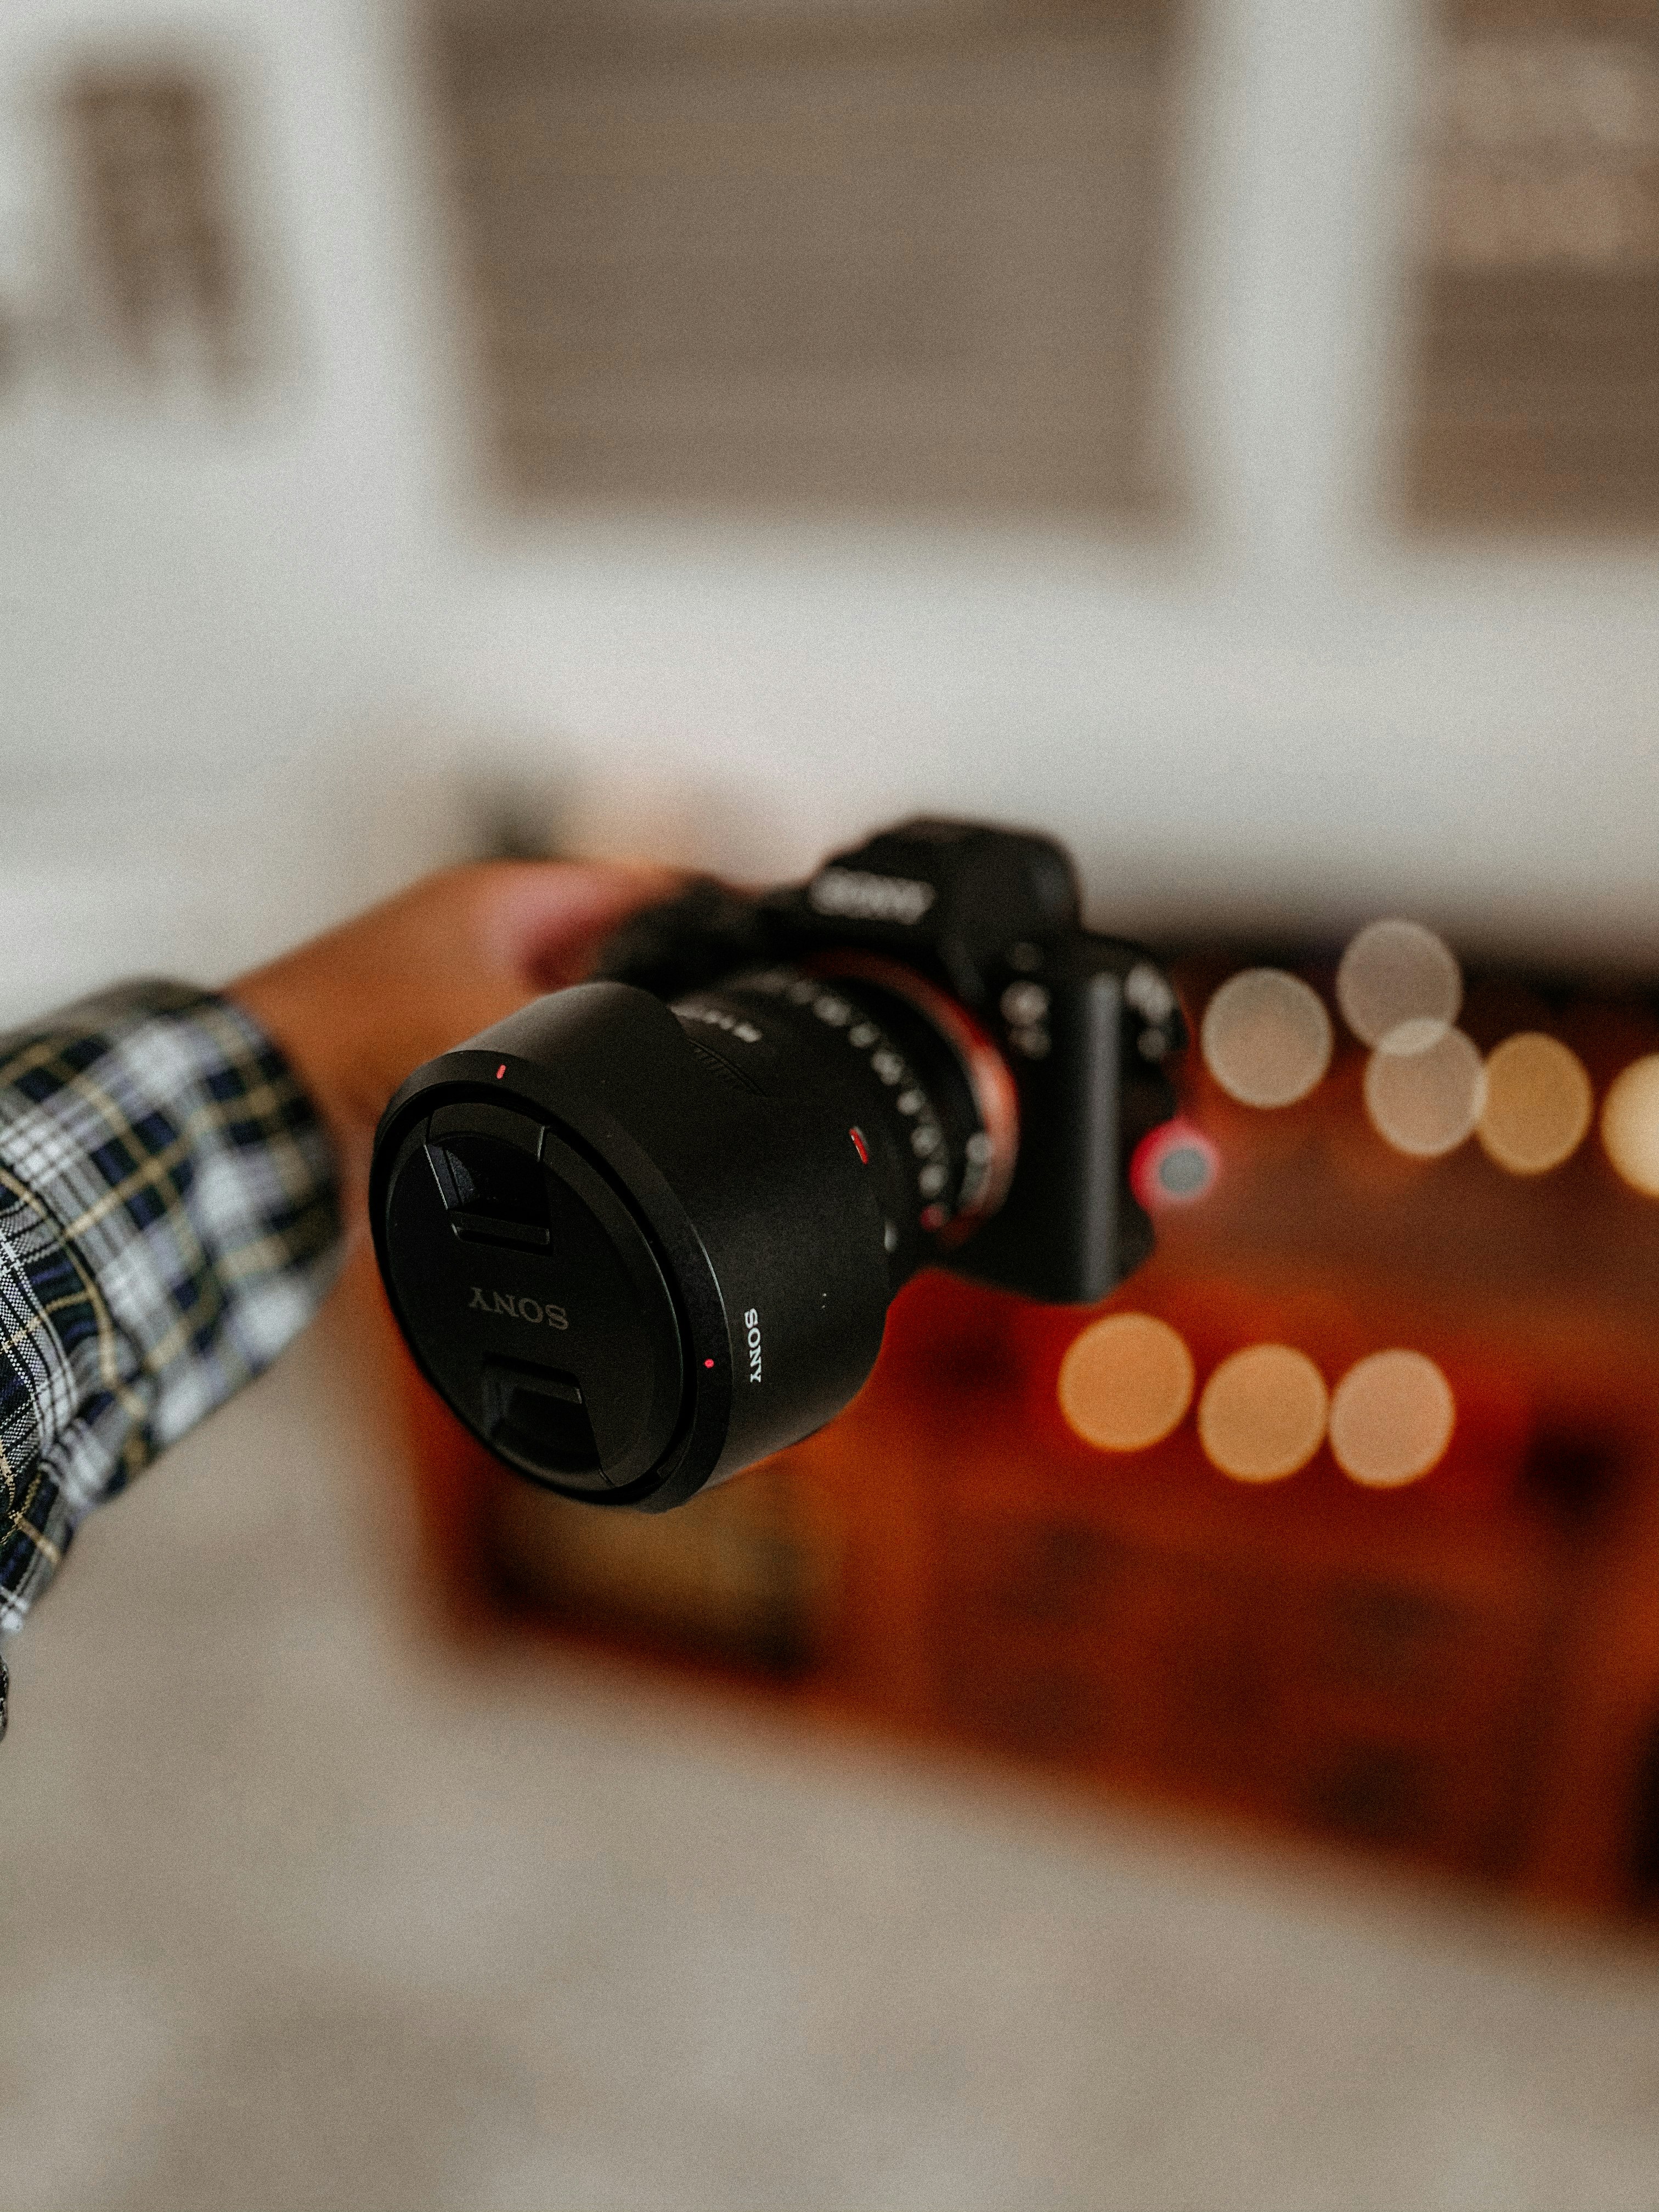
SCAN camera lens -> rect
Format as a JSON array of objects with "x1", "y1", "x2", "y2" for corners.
[
  {"x1": 370, "y1": 961, "x2": 1017, "y2": 1511},
  {"x1": 676, "y1": 959, "x2": 1018, "y2": 1283}
]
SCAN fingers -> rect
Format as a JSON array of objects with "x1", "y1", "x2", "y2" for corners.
[
  {"x1": 482, "y1": 860, "x2": 683, "y2": 993},
  {"x1": 224, "y1": 857, "x2": 690, "y2": 1232}
]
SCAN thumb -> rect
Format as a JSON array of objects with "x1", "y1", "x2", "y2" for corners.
[{"x1": 484, "y1": 861, "x2": 684, "y2": 996}]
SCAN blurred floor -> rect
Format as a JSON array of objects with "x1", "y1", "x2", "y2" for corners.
[{"x1": 5, "y1": 1312, "x2": 1659, "y2": 2212}]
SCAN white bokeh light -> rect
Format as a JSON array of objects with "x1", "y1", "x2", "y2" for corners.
[
  {"x1": 1364, "y1": 1027, "x2": 1487, "y2": 1157},
  {"x1": 1338, "y1": 920, "x2": 1462, "y2": 1051},
  {"x1": 1200, "y1": 970, "x2": 1333, "y2": 1109},
  {"x1": 1602, "y1": 1056, "x2": 1659, "y2": 1198},
  {"x1": 1197, "y1": 1345, "x2": 1329, "y2": 1483}
]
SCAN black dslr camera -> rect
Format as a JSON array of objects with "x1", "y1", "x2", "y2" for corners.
[{"x1": 369, "y1": 820, "x2": 1184, "y2": 1510}]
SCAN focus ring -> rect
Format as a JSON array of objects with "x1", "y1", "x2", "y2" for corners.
[{"x1": 674, "y1": 961, "x2": 1017, "y2": 1256}]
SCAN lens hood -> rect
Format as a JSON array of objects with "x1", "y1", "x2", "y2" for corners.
[{"x1": 370, "y1": 981, "x2": 894, "y2": 1509}]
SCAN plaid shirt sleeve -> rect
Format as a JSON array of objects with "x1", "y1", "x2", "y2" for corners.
[{"x1": 0, "y1": 983, "x2": 341, "y2": 1649}]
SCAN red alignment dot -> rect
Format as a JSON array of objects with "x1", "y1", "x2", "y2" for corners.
[
  {"x1": 849, "y1": 1126, "x2": 870, "y2": 1164},
  {"x1": 495, "y1": 1063, "x2": 506, "y2": 1079},
  {"x1": 704, "y1": 1358, "x2": 715, "y2": 1369}
]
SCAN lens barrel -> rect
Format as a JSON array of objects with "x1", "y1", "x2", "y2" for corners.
[
  {"x1": 370, "y1": 962, "x2": 1015, "y2": 1510},
  {"x1": 676, "y1": 961, "x2": 1017, "y2": 1282}
]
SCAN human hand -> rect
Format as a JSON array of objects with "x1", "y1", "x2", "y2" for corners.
[{"x1": 228, "y1": 860, "x2": 674, "y2": 1233}]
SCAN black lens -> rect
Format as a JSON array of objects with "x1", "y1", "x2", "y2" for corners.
[
  {"x1": 370, "y1": 965, "x2": 1016, "y2": 1511},
  {"x1": 673, "y1": 962, "x2": 1017, "y2": 1289}
]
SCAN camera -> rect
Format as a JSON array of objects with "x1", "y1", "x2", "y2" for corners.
[{"x1": 369, "y1": 820, "x2": 1184, "y2": 1510}]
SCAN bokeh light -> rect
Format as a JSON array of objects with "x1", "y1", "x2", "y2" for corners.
[
  {"x1": 1197, "y1": 1345, "x2": 1329, "y2": 1483},
  {"x1": 1130, "y1": 1120, "x2": 1220, "y2": 1210},
  {"x1": 1363, "y1": 1027, "x2": 1487, "y2": 1156},
  {"x1": 1336, "y1": 919, "x2": 1462, "y2": 1049},
  {"x1": 1601, "y1": 1055, "x2": 1659, "y2": 1197},
  {"x1": 1328, "y1": 1351, "x2": 1456, "y2": 1487},
  {"x1": 1058, "y1": 1313, "x2": 1194, "y2": 1452},
  {"x1": 1478, "y1": 1033, "x2": 1594, "y2": 1175},
  {"x1": 1200, "y1": 969, "x2": 1333, "y2": 1108}
]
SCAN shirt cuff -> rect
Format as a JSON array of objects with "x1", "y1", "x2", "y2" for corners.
[{"x1": 0, "y1": 982, "x2": 341, "y2": 1629}]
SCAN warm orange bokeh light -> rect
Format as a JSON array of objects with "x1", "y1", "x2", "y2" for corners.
[
  {"x1": 1197, "y1": 1344, "x2": 1329, "y2": 1482},
  {"x1": 1058, "y1": 1313, "x2": 1195, "y2": 1452},
  {"x1": 1329, "y1": 1350, "x2": 1456, "y2": 1487},
  {"x1": 1478, "y1": 1032, "x2": 1593, "y2": 1175}
]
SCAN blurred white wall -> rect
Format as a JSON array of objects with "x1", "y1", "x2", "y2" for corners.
[{"x1": 2, "y1": 0, "x2": 1658, "y2": 1031}]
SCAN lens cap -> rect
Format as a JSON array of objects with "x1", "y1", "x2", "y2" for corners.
[{"x1": 381, "y1": 1100, "x2": 684, "y2": 1491}]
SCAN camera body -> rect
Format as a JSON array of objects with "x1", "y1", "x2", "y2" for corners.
[
  {"x1": 369, "y1": 820, "x2": 1183, "y2": 1511},
  {"x1": 594, "y1": 819, "x2": 1183, "y2": 1302}
]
